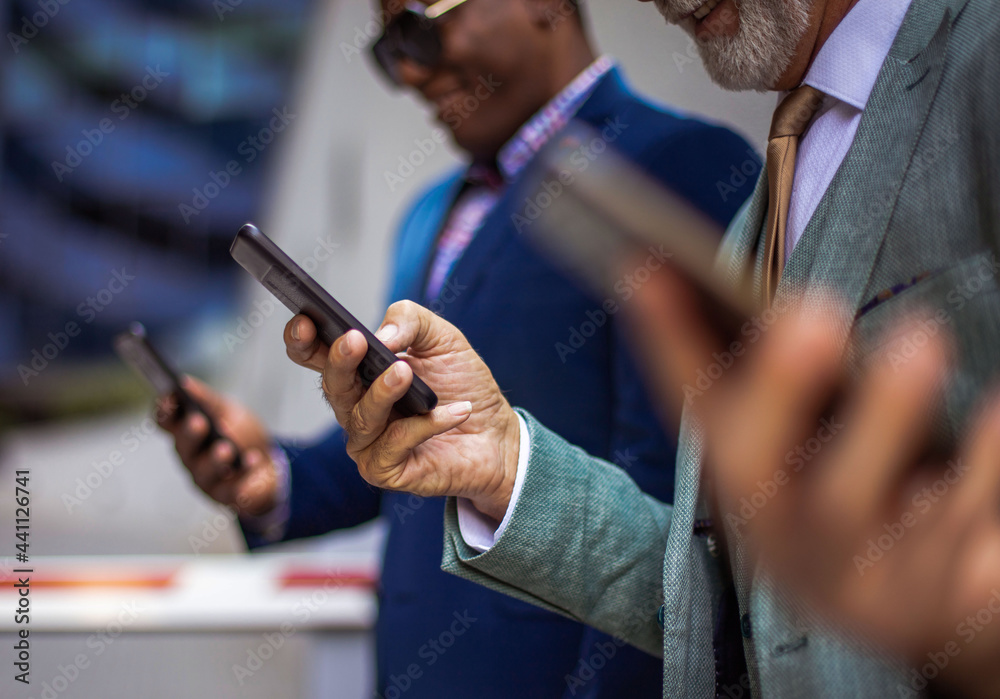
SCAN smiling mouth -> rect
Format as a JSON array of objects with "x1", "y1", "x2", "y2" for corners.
[
  {"x1": 431, "y1": 88, "x2": 464, "y2": 114},
  {"x1": 691, "y1": 0, "x2": 723, "y2": 21}
]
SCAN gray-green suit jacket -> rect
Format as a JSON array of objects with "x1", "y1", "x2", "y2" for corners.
[{"x1": 441, "y1": 0, "x2": 1000, "y2": 696}]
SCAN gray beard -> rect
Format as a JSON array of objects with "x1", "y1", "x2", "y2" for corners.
[{"x1": 654, "y1": 0, "x2": 813, "y2": 91}]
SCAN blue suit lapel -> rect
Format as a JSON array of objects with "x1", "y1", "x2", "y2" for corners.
[
  {"x1": 388, "y1": 172, "x2": 465, "y2": 304},
  {"x1": 438, "y1": 69, "x2": 633, "y2": 310}
]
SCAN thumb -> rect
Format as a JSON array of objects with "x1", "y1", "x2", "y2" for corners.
[
  {"x1": 181, "y1": 375, "x2": 228, "y2": 418},
  {"x1": 378, "y1": 300, "x2": 467, "y2": 356},
  {"x1": 284, "y1": 315, "x2": 329, "y2": 373}
]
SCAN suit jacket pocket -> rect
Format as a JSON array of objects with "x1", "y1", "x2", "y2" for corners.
[{"x1": 850, "y1": 250, "x2": 1000, "y2": 438}]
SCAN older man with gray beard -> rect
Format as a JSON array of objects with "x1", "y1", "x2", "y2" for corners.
[{"x1": 276, "y1": 0, "x2": 1000, "y2": 696}]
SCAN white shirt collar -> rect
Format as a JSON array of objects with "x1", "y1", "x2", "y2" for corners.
[{"x1": 803, "y1": 0, "x2": 914, "y2": 110}]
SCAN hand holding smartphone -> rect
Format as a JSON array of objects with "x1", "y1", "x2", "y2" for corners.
[
  {"x1": 229, "y1": 223, "x2": 438, "y2": 417},
  {"x1": 114, "y1": 323, "x2": 243, "y2": 470}
]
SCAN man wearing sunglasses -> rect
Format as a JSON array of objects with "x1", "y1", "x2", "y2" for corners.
[{"x1": 160, "y1": 0, "x2": 756, "y2": 696}]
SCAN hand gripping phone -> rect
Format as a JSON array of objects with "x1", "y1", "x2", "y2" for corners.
[
  {"x1": 229, "y1": 223, "x2": 438, "y2": 417},
  {"x1": 114, "y1": 322, "x2": 242, "y2": 469}
]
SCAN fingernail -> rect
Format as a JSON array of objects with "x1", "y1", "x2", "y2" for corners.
[
  {"x1": 339, "y1": 332, "x2": 353, "y2": 356},
  {"x1": 385, "y1": 362, "x2": 403, "y2": 387},
  {"x1": 187, "y1": 413, "x2": 206, "y2": 434},
  {"x1": 376, "y1": 324, "x2": 398, "y2": 343},
  {"x1": 210, "y1": 438, "x2": 226, "y2": 458},
  {"x1": 291, "y1": 322, "x2": 300, "y2": 341},
  {"x1": 447, "y1": 401, "x2": 472, "y2": 416}
]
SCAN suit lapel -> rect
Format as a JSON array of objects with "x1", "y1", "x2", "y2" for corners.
[
  {"x1": 774, "y1": 0, "x2": 963, "y2": 339},
  {"x1": 435, "y1": 182, "x2": 522, "y2": 308},
  {"x1": 388, "y1": 173, "x2": 465, "y2": 304},
  {"x1": 722, "y1": 171, "x2": 769, "y2": 301}
]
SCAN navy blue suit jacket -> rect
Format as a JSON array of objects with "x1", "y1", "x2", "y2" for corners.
[{"x1": 245, "y1": 68, "x2": 756, "y2": 698}]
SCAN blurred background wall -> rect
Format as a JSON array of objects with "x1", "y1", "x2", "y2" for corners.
[{"x1": 0, "y1": 0, "x2": 773, "y2": 697}]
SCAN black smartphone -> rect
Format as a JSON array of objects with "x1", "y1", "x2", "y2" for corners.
[
  {"x1": 518, "y1": 120, "x2": 756, "y2": 342},
  {"x1": 114, "y1": 322, "x2": 242, "y2": 470},
  {"x1": 229, "y1": 223, "x2": 438, "y2": 417}
]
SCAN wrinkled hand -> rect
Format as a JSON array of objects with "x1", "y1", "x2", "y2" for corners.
[
  {"x1": 708, "y1": 321, "x2": 1000, "y2": 699},
  {"x1": 282, "y1": 300, "x2": 520, "y2": 521},
  {"x1": 156, "y1": 377, "x2": 279, "y2": 517},
  {"x1": 624, "y1": 265, "x2": 1000, "y2": 698}
]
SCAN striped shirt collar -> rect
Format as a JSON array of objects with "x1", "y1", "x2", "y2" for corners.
[{"x1": 496, "y1": 55, "x2": 615, "y2": 180}]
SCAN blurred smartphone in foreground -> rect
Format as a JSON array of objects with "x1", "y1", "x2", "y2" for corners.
[
  {"x1": 518, "y1": 121, "x2": 755, "y2": 341},
  {"x1": 114, "y1": 322, "x2": 242, "y2": 469}
]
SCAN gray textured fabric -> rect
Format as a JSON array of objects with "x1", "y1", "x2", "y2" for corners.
[
  {"x1": 442, "y1": 0, "x2": 1000, "y2": 696},
  {"x1": 443, "y1": 409, "x2": 672, "y2": 657}
]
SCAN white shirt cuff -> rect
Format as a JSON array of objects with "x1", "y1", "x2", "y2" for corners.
[
  {"x1": 239, "y1": 445, "x2": 291, "y2": 543},
  {"x1": 456, "y1": 413, "x2": 529, "y2": 553}
]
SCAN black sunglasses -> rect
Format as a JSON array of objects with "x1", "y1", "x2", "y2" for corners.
[{"x1": 370, "y1": 0, "x2": 471, "y2": 85}]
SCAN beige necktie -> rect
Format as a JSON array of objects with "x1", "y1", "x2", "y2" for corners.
[{"x1": 762, "y1": 85, "x2": 825, "y2": 306}]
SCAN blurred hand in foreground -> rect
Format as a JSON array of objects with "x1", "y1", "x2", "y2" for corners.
[
  {"x1": 282, "y1": 300, "x2": 520, "y2": 522},
  {"x1": 624, "y1": 264, "x2": 1000, "y2": 699}
]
